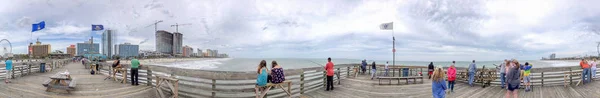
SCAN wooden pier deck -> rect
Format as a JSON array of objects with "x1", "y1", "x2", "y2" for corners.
[
  {"x1": 303, "y1": 73, "x2": 600, "y2": 98},
  {"x1": 0, "y1": 62, "x2": 156, "y2": 98}
]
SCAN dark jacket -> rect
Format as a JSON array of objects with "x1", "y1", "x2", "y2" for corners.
[
  {"x1": 428, "y1": 63, "x2": 434, "y2": 71},
  {"x1": 371, "y1": 62, "x2": 376, "y2": 69}
]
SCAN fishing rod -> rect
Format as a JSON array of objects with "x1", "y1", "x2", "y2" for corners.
[{"x1": 308, "y1": 60, "x2": 325, "y2": 67}]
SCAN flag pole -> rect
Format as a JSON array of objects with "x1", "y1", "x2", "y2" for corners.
[{"x1": 392, "y1": 24, "x2": 395, "y2": 68}]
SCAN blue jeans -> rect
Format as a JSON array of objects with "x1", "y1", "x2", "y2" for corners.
[
  {"x1": 469, "y1": 72, "x2": 475, "y2": 86},
  {"x1": 385, "y1": 69, "x2": 389, "y2": 76},
  {"x1": 500, "y1": 73, "x2": 506, "y2": 87},
  {"x1": 582, "y1": 68, "x2": 591, "y2": 83},
  {"x1": 371, "y1": 69, "x2": 377, "y2": 79},
  {"x1": 448, "y1": 81, "x2": 455, "y2": 91},
  {"x1": 593, "y1": 68, "x2": 597, "y2": 78}
]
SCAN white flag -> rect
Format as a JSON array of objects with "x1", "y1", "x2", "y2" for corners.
[{"x1": 380, "y1": 22, "x2": 393, "y2": 30}]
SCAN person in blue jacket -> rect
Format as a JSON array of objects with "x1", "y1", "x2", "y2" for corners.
[{"x1": 431, "y1": 67, "x2": 447, "y2": 98}]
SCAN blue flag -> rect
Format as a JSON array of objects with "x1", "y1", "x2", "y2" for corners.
[
  {"x1": 92, "y1": 25, "x2": 104, "y2": 31},
  {"x1": 31, "y1": 21, "x2": 45, "y2": 32}
]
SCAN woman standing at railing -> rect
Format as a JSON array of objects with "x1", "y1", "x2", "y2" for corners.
[
  {"x1": 447, "y1": 61, "x2": 456, "y2": 93},
  {"x1": 270, "y1": 61, "x2": 285, "y2": 83},
  {"x1": 591, "y1": 59, "x2": 597, "y2": 78},
  {"x1": 5, "y1": 57, "x2": 12, "y2": 84}
]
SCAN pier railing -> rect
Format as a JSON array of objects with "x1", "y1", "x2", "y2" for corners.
[
  {"x1": 0, "y1": 59, "x2": 71, "y2": 79},
  {"x1": 98, "y1": 63, "x2": 361, "y2": 98},
  {"x1": 453, "y1": 66, "x2": 595, "y2": 87}
]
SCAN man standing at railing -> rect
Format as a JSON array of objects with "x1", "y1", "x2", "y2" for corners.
[
  {"x1": 131, "y1": 57, "x2": 142, "y2": 86},
  {"x1": 499, "y1": 59, "x2": 507, "y2": 88},
  {"x1": 325, "y1": 57, "x2": 334, "y2": 91},
  {"x1": 580, "y1": 59, "x2": 591, "y2": 84},
  {"x1": 4, "y1": 57, "x2": 12, "y2": 84},
  {"x1": 468, "y1": 60, "x2": 476, "y2": 87}
]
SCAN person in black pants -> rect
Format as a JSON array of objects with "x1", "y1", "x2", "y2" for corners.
[{"x1": 325, "y1": 58, "x2": 335, "y2": 91}]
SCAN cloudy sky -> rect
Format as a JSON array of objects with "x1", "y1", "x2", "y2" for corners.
[{"x1": 1, "y1": 0, "x2": 600, "y2": 61}]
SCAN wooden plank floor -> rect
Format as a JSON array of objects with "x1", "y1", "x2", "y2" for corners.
[{"x1": 301, "y1": 73, "x2": 600, "y2": 98}]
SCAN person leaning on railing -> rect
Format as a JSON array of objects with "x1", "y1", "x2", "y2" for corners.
[
  {"x1": 130, "y1": 57, "x2": 142, "y2": 86},
  {"x1": 111, "y1": 57, "x2": 122, "y2": 79}
]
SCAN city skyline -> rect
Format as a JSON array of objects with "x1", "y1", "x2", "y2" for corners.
[{"x1": 2, "y1": 0, "x2": 600, "y2": 61}]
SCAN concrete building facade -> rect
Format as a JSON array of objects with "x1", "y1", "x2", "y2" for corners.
[
  {"x1": 173, "y1": 32, "x2": 183, "y2": 54},
  {"x1": 77, "y1": 41, "x2": 100, "y2": 56},
  {"x1": 182, "y1": 45, "x2": 193, "y2": 57},
  {"x1": 156, "y1": 30, "x2": 173, "y2": 54},
  {"x1": 29, "y1": 39, "x2": 51, "y2": 58},
  {"x1": 115, "y1": 43, "x2": 139, "y2": 58},
  {"x1": 67, "y1": 45, "x2": 76, "y2": 56},
  {"x1": 102, "y1": 30, "x2": 114, "y2": 59}
]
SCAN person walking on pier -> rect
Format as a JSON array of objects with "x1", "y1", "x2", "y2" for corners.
[
  {"x1": 506, "y1": 59, "x2": 521, "y2": 98},
  {"x1": 371, "y1": 61, "x2": 377, "y2": 80},
  {"x1": 384, "y1": 61, "x2": 389, "y2": 76},
  {"x1": 499, "y1": 59, "x2": 507, "y2": 88},
  {"x1": 447, "y1": 61, "x2": 456, "y2": 93},
  {"x1": 580, "y1": 59, "x2": 591, "y2": 84},
  {"x1": 130, "y1": 57, "x2": 142, "y2": 85},
  {"x1": 468, "y1": 60, "x2": 477, "y2": 87},
  {"x1": 428, "y1": 62, "x2": 434, "y2": 79},
  {"x1": 431, "y1": 67, "x2": 447, "y2": 98},
  {"x1": 522, "y1": 62, "x2": 532, "y2": 92},
  {"x1": 325, "y1": 57, "x2": 335, "y2": 91},
  {"x1": 5, "y1": 58, "x2": 12, "y2": 83}
]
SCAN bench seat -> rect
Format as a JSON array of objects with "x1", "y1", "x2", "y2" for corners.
[{"x1": 378, "y1": 76, "x2": 424, "y2": 85}]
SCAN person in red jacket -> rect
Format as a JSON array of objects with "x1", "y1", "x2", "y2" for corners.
[
  {"x1": 325, "y1": 57, "x2": 335, "y2": 91},
  {"x1": 447, "y1": 61, "x2": 457, "y2": 93}
]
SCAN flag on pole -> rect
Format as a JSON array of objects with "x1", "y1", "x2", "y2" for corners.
[
  {"x1": 92, "y1": 25, "x2": 104, "y2": 31},
  {"x1": 31, "y1": 21, "x2": 45, "y2": 32},
  {"x1": 380, "y1": 22, "x2": 393, "y2": 30}
]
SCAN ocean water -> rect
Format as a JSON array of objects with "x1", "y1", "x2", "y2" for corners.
[{"x1": 152, "y1": 58, "x2": 581, "y2": 71}]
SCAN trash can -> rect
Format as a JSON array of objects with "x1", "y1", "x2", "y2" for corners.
[
  {"x1": 40, "y1": 63, "x2": 46, "y2": 73},
  {"x1": 402, "y1": 68, "x2": 409, "y2": 77}
]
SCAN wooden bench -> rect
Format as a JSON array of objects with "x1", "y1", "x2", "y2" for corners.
[
  {"x1": 44, "y1": 74, "x2": 76, "y2": 93},
  {"x1": 255, "y1": 80, "x2": 292, "y2": 98},
  {"x1": 377, "y1": 76, "x2": 423, "y2": 85}
]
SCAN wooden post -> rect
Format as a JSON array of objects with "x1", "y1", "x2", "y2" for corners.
[
  {"x1": 347, "y1": 66, "x2": 350, "y2": 77},
  {"x1": 570, "y1": 69, "x2": 573, "y2": 84},
  {"x1": 174, "y1": 79, "x2": 179, "y2": 98},
  {"x1": 28, "y1": 64, "x2": 31, "y2": 75},
  {"x1": 393, "y1": 68, "x2": 395, "y2": 77},
  {"x1": 300, "y1": 72, "x2": 305, "y2": 94},
  {"x1": 212, "y1": 79, "x2": 216, "y2": 97},
  {"x1": 147, "y1": 67, "x2": 153, "y2": 86},
  {"x1": 337, "y1": 67, "x2": 341, "y2": 85},
  {"x1": 323, "y1": 71, "x2": 326, "y2": 87},
  {"x1": 541, "y1": 72, "x2": 544, "y2": 87}
]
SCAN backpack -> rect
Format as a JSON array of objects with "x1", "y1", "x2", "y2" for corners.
[{"x1": 90, "y1": 70, "x2": 95, "y2": 74}]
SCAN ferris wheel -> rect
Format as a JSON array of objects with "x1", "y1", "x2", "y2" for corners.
[{"x1": 0, "y1": 39, "x2": 12, "y2": 58}]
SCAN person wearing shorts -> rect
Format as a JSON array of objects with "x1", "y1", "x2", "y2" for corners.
[{"x1": 522, "y1": 62, "x2": 533, "y2": 92}]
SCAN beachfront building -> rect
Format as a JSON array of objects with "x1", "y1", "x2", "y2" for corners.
[
  {"x1": 156, "y1": 30, "x2": 173, "y2": 54},
  {"x1": 173, "y1": 32, "x2": 183, "y2": 55},
  {"x1": 115, "y1": 43, "x2": 139, "y2": 59},
  {"x1": 213, "y1": 50, "x2": 218, "y2": 57},
  {"x1": 205, "y1": 49, "x2": 212, "y2": 57},
  {"x1": 29, "y1": 39, "x2": 51, "y2": 58},
  {"x1": 102, "y1": 30, "x2": 114, "y2": 59},
  {"x1": 77, "y1": 40, "x2": 100, "y2": 56},
  {"x1": 196, "y1": 48, "x2": 203, "y2": 57},
  {"x1": 182, "y1": 45, "x2": 193, "y2": 57},
  {"x1": 67, "y1": 45, "x2": 76, "y2": 56},
  {"x1": 155, "y1": 30, "x2": 183, "y2": 55}
]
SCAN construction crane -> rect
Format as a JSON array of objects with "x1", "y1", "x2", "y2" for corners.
[
  {"x1": 170, "y1": 23, "x2": 192, "y2": 32},
  {"x1": 145, "y1": 20, "x2": 164, "y2": 32}
]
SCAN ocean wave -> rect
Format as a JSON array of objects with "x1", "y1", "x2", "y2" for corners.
[{"x1": 155, "y1": 58, "x2": 232, "y2": 70}]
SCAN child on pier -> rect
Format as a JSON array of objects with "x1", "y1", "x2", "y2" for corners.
[
  {"x1": 522, "y1": 62, "x2": 532, "y2": 92},
  {"x1": 431, "y1": 67, "x2": 447, "y2": 98}
]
